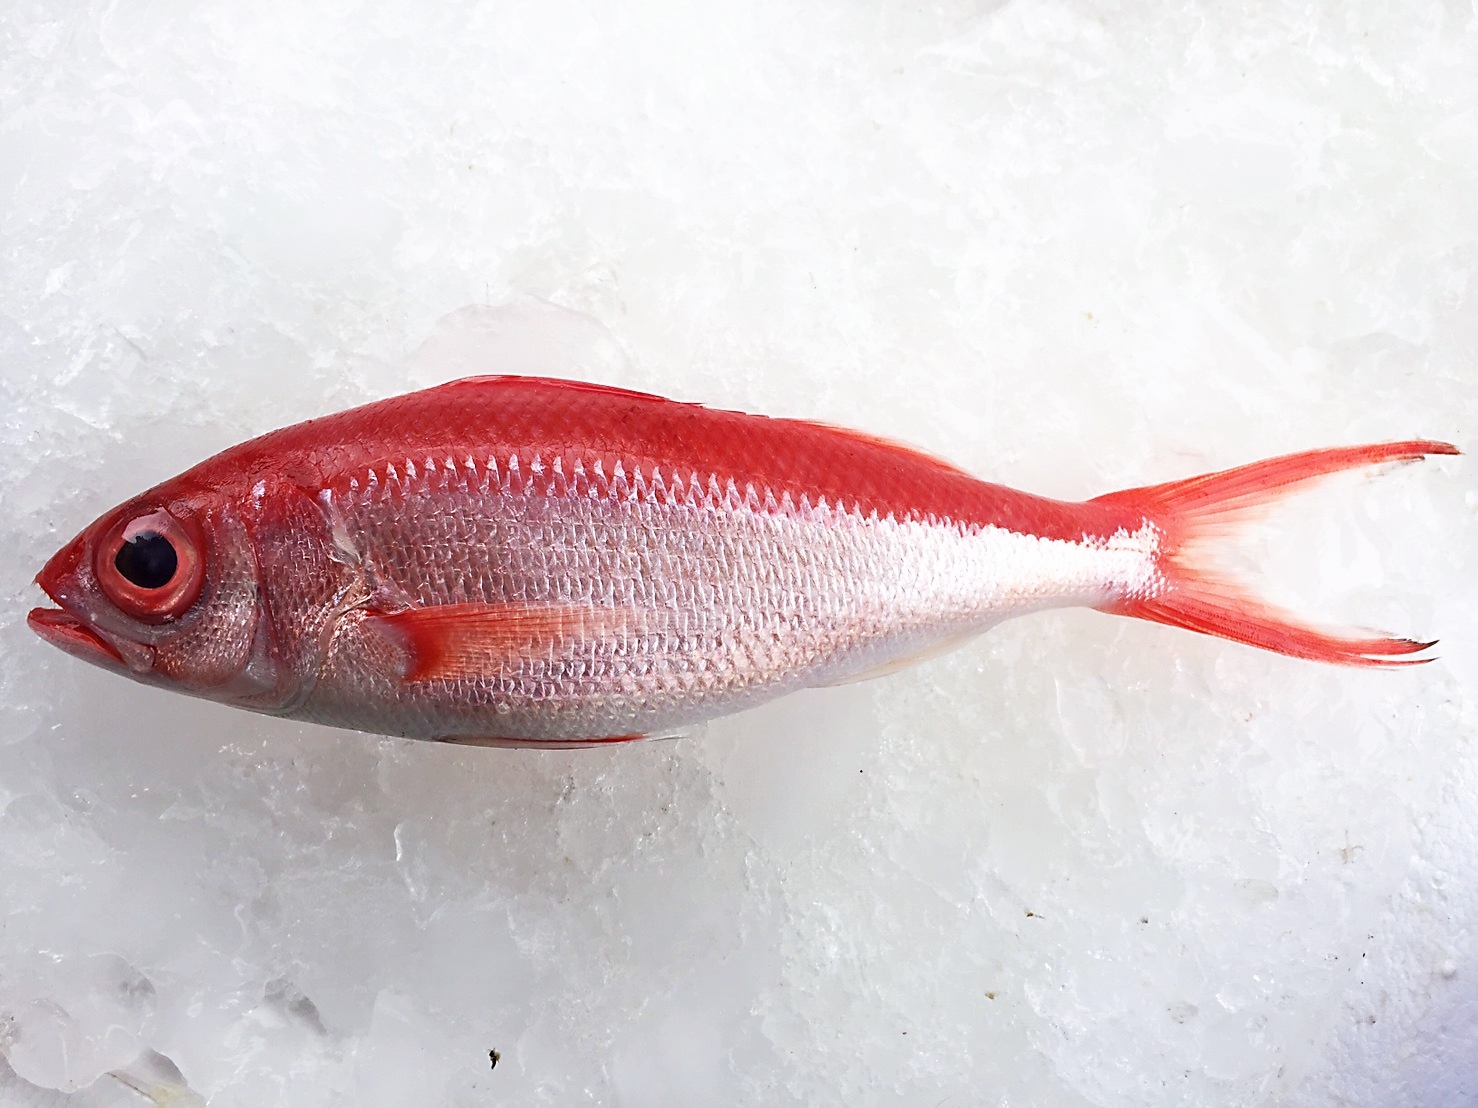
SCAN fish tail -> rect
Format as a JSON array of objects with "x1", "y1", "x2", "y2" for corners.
[{"x1": 1090, "y1": 440, "x2": 1458, "y2": 667}]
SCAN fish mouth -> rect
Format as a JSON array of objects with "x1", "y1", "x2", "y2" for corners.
[
  {"x1": 28, "y1": 605, "x2": 129, "y2": 668},
  {"x1": 30, "y1": 533, "x2": 126, "y2": 668},
  {"x1": 29, "y1": 568, "x2": 155, "y2": 674}
]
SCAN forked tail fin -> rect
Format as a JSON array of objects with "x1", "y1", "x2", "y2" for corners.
[{"x1": 1091, "y1": 440, "x2": 1459, "y2": 667}]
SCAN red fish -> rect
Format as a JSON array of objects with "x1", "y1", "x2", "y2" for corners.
[{"x1": 28, "y1": 376, "x2": 1456, "y2": 747}]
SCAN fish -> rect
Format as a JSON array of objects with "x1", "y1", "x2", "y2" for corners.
[{"x1": 28, "y1": 375, "x2": 1456, "y2": 747}]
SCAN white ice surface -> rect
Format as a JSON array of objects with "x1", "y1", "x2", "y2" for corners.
[{"x1": 2, "y1": 1, "x2": 1476, "y2": 1105}]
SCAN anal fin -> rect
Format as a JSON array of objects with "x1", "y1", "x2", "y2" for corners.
[
  {"x1": 819, "y1": 628, "x2": 983, "y2": 687},
  {"x1": 437, "y1": 732, "x2": 686, "y2": 749}
]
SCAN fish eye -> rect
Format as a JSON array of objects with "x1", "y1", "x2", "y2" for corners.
[
  {"x1": 114, "y1": 530, "x2": 178, "y2": 589},
  {"x1": 95, "y1": 509, "x2": 204, "y2": 623}
]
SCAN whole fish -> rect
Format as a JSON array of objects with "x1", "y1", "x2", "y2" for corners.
[{"x1": 29, "y1": 377, "x2": 1455, "y2": 747}]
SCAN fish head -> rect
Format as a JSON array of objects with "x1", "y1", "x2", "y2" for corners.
[{"x1": 29, "y1": 480, "x2": 278, "y2": 702}]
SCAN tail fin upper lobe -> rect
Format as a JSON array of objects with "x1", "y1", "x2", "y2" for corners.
[{"x1": 1090, "y1": 440, "x2": 1458, "y2": 667}]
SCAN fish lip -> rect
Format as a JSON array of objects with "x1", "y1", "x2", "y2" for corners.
[{"x1": 27, "y1": 605, "x2": 129, "y2": 669}]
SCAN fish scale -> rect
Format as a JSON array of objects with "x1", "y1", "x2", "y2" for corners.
[{"x1": 299, "y1": 469, "x2": 1085, "y2": 739}]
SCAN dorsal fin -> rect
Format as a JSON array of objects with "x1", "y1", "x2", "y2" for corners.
[{"x1": 433, "y1": 374, "x2": 674, "y2": 405}]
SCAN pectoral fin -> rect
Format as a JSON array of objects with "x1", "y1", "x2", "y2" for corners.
[{"x1": 366, "y1": 601, "x2": 643, "y2": 683}]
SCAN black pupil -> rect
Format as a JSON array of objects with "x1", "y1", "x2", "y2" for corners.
[{"x1": 114, "y1": 531, "x2": 178, "y2": 590}]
